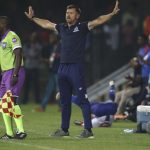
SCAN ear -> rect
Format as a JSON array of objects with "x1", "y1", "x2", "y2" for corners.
[{"x1": 77, "y1": 13, "x2": 80, "y2": 19}]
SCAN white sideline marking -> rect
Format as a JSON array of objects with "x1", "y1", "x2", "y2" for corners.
[{"x1": 1, "y1": 141, "x2": 63, "y2": 150}]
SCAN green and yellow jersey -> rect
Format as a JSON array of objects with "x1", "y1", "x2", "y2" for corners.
[{"x1": 0, "y1": 30, "x2": 24, "y2": 71}]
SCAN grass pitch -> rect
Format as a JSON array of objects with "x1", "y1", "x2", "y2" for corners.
[{"x1": 0, "y1": 104, "x2": 150, "y2": 150}]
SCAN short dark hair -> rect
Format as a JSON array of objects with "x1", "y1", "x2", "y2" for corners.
[
  {"x1": 0, "y1": 16, "x2": 10, "y2": 28},
  {"x1": 66, "y1": 4, "x2": 81, "y2": 14}
]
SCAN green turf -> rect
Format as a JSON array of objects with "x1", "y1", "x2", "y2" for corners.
[{"x1": 0, "y1": 104, "x2": 150, "y2": 150}]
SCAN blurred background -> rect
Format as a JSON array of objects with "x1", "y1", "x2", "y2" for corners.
[{"x1": 0, "y1": 0, "x2": 150, "y2": 104}]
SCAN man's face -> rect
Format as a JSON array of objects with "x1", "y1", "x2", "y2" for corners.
[{"x1": 65, "y1": 8, "x2": 80, "y2": 24}]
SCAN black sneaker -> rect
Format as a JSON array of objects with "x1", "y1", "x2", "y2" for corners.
[
  {"x1": 0, "y1": 134, "x2": 14, "y2": 140},
  {"x1": 15, "y1": 132, "x2": 27, "y2": 139},
  {"x1": 50, "y1": 129, "x2": 69, "y2": 138},
  {"x1": 76, "y1": 129, "x2": 94, "y2": 139}
]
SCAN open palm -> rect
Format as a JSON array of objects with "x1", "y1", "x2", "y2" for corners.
[
  {"x1": 113, "y1": 1, "x2": 120, "y2": 15},
  {"x1": 25, "y1": 6, "x2": 35, "y2": 19}
]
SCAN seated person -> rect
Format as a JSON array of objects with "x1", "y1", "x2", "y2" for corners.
[{"x1": 114, "y1": 57, "x2": 142, "y2": 118}]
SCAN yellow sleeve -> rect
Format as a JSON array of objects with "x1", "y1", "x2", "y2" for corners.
[{"x1": 10, "y1": 33, "x2": 22, "y2": 51}]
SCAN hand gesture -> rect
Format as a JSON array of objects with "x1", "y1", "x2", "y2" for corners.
[
  {"x1": 112, "y1": 1, "x2": 120, "y2": 15},
  {"x1": 25, "y1": 6, "x2": 35, "y2": 19}
]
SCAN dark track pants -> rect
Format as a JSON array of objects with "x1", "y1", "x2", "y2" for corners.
[{"x1": 58, "y1": 63, "x2": 92, "y2": 130}]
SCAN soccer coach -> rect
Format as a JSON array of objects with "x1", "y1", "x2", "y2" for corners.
[{"x1": 25, "y1": 1, "x2": 119, "y2": 138}]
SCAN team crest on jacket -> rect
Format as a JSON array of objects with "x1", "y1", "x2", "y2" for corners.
[
  {"x1": 12, "y1": 38, "x2": 17, "y2": 43},
  {"x1": 1, "y1": 42, "x2": 7, "y2": 49},
  {"x1": 73, "y1": 26, "x2": 79, "y2": 32}
]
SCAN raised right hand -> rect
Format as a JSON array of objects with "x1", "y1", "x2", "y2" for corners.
[{"x1": 24, "y1": 6, "x2": 35, "y2": 19}]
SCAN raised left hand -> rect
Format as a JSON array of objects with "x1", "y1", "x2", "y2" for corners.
[{"x1": 112, "y1": 1, "x2": 120, "y2": 15}]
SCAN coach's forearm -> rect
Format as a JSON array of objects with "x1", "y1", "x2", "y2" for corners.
[
  {"x1": 32, "y1": 17, "x2": 55, "y2": 30},
  {"x1": 96, "y1": 13, "x2": 114, "y2": 25},
  {"x1": 88, "y1": 12, "x2": 115, "y2": 29}
]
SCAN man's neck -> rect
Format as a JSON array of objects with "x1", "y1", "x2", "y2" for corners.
[
  {"x1": 1, "y1": 28, "x2": 7, "y2": 36},
  {"x1": 67, "y1": 20, "x2": 78, "y2": 27},
  {"x1": 0, "y1": 28, "x2": 10, "y2": 40}
]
